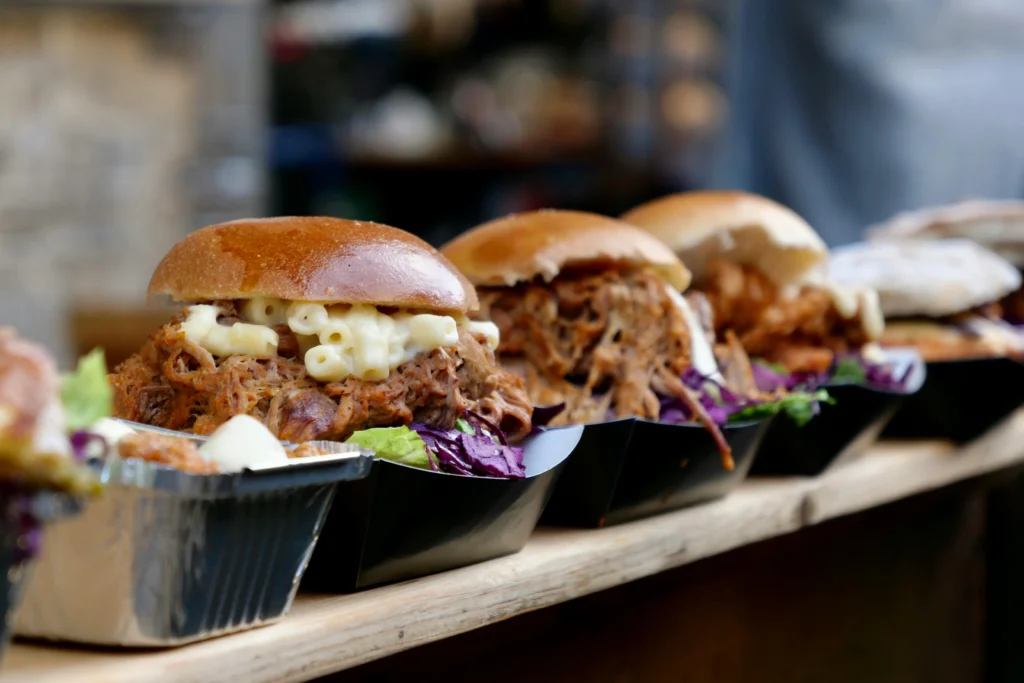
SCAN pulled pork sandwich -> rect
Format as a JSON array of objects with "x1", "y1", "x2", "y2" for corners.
[
  {"x1": 443, "y1": 209, "x2": 814, "y2": 469},
  {"x1": 109, "y1": 217, "x2": 534, "y2": 479},
  {"x1": 866, "y1": 199, "x2": 1024, "y2": 324},
  {"x1": 829, "y1": 239, "x2": 1024, "y2": 362},
  {"x1": 621, "y1": 192, "x2": 903, "y2": 394}
]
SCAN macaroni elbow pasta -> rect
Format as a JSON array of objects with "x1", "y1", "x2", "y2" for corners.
[
  {"x1": 181, "y1": 305, "x2": 279, "y2": 358},
  {"x1": 180, "y1": 298, "x2": 500, "y2": 382}
]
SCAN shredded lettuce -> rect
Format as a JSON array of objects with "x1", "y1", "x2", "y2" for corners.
[
  {"x1": 731, "y1": 389, "x2": 834, "y2": 427},
  {"x1": 345, "y1": 426, "x2": 430, "y2": 468},
  {"x1": 60, "y1": 348, "x2": 112, "y2": 431},
  {"x1": 830, "y1": 357, "x2": 868, "y2": 384},
  {"x1": 658, "y1": 367, "x2": 828, "y2": 427}
]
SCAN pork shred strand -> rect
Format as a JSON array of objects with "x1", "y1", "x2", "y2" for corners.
[
  {"x1": 702, "y1": 260, "x2": 870, "y2": 373},
  {"x1": 109, "y1": 305, "x2": 533, "y2": 442},
  {"x1": 478, "y1": 268, "x2": 696, "y2": 426}
]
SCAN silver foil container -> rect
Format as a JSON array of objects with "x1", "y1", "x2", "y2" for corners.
[
  {"x1": 13, "y1": 446, "x2": 372, "y2": 647},
  {"x1": 0, "y1": 490, "x2": 83, "y2": 657}
]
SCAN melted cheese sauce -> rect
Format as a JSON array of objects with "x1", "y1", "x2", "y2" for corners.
[{"x1": 181, "y1": 298, "x2": 500, "y2": 383}]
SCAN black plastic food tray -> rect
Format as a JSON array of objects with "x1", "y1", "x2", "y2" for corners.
[
  {"x1": 751, "y1": 384, "x2": 904, "y2": 477},
  {"x1": 883, "y1": 357, "x2": 1024, "y2": 443},
  {"x1": 303, "y1": 425, "x2": 582, "y2": 591},
  {"x1": 752, "y1": 351, "x2": 927, "y2": 476},
  {"x1": 539, "y1": 418, "x2": 770, "y2": 528}
]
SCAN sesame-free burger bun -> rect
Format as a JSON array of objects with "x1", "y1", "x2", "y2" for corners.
[
  {"x1": 148, "y1": 216, "x2": 479, "y2": 313},
  {"x1": 621, "y1": 191, "x2": 827, "y2": 285},
  {"x1": 828, "y1": 239, "x2": 1021, "y2": 318},
  {"x1": 866, "y1": 199, "x2": 1024, "y2": 268},
  {"x1": 441, "y1": 209, "x2": 692, "y2": 291}
]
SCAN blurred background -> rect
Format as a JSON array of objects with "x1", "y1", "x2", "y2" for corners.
[{"x1": 1, "y1": 0, "x2": 1023, "y2": 366}]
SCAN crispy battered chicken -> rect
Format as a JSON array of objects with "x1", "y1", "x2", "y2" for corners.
[
  {"x1": 702, "y1": 260, "x2": 871, "y2": 373},
  {"x1": 110, "y1": 305, "x2": 533, "y2": 443}
]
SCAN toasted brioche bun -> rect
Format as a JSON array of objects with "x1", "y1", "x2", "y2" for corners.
[
  {"x1": 148, "y1": 216, "x2": 478, "y2": 313},
  {"x1": 867, "y1": 200, "x2": 1024, "y2": 268},
  {"x1": 829, "y1": 239, "x2": 1021, "y2": 318},
  {"x1": 441, "y1": 209, "x2": 692, "y2": 291},
  {"x1": 621, "y1": 191, "x2": 827, "y2": 285},
  {"x1": 882, "y1": 320, "x2": 1021, "y2": 362}
]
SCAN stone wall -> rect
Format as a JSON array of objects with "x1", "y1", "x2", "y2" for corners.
[{"x1": 0, "y1": 4, "x2": 265, "y2": 365}]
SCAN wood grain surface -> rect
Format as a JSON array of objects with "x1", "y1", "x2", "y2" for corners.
[{"x1": 4, "y1": 411, "x2": 1023, "y2": 683}]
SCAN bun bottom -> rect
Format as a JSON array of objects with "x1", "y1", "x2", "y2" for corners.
[{"x1": 881, "y1": 320, "x2": 1016, "y2": 362}]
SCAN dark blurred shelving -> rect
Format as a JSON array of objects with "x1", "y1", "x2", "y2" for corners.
[{"x1": 269, "y1": 0, "x2": 733, "y2": 240}]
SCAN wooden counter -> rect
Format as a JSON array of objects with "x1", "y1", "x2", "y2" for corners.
[{"x1": 6, "y1": 411, "x2": 1024, "y2": 683}]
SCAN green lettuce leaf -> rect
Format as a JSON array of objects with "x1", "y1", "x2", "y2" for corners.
[
  {"x1": 455, "y1": 417, "x2": 476, "y2": 435},
  {"x1": 730, "y1": 389, "x2": 834, "y2": 427},
  {"x1": 61, "y1": 348, "x2": 113, "y2": 431},
  {"x1": 346, "y1": 426, "x2": 430, "y2": 468},
  {"x1": 831, "y1": 357, "x2": 868, "y2": 385}
]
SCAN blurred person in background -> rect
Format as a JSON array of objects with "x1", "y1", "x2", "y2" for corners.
[{"x1": 713, "y1": 0, "x2": 1024, "y2": 245}]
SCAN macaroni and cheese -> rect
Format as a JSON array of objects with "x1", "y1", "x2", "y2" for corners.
[{"x1": 181, "y1": 298, "x2": 501, "y2": 383}]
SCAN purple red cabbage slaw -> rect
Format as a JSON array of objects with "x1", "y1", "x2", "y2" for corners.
[
  {"x1": 408, "y1": 403, "x2": 566, "y2": 480},
  {"x1": 411, "y1": 412, "x2": 525, "y2": 479},
  {"x1": 658, "y1": 367, "x2": 831, "y2": 428},
  {"x1": 752, "y1": 353, "x2": 916, "y2": 394},
  {"x1": 0, "y1": 486, "x2": 44, "y2": 565}
]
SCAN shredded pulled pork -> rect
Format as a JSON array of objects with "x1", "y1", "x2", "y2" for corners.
[
  {"x1": 110, "y1": 305, "x2": 533, "y2": 443},
  {"x1": 478, "y1": 267, "x2": 731, "y2": 462},
  {"x1": 116, "y1": 433, "x2": 218, "y2": 474},
  {"x1": 715, "y1": 330, "x2": 759, "y2": 398},
  {"x1": 1001, "y1": 288, "x2": 1024, "y2": 324},
  {"x1": 702, "y1": 260, "x2": 871, "y2": 373},
  {"x1": 289, "y1": 443, "x2": 331, "y2": 459}
]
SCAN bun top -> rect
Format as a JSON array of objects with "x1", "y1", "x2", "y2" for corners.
[
  {"x1": 621, "y1": 191, "x2": 827, "y2": 285},
  {"x1": 441, "y1": 209, "x2": 692, "y2": 291},
  {"x1": 148, "y1": 216, "x2": 479, "y2": 313},
  {"x1": 828, "y1": 239, "x2": 1021, "y2": 318},
  {"x1": 867, "y1": 199, "x2": 1024, "y2": 268}
]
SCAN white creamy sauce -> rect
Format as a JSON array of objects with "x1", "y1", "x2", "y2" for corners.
[
  {"x1": 663, "y1": 284, "x2": 722, "y2": 381},
  {"x1": 197, "y1": 415, "x2": 289, "y2": 472},
  {"x1": 89, "y1": 418, "x2": 137, "y2": 447}
]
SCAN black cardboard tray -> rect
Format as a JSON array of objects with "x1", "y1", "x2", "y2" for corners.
[
  {"x1": 302, "y1": 425, "x2": 583, "y2": 591},
  {"x1": 538, "y1": 418, "x2": 770, "y2": 528},
  {"x1": 751, "y1": 350, "x2": 927, "y2": 477},
  {"x1": 882, "y1": 357, "x2": 1024, "y2": 443}
]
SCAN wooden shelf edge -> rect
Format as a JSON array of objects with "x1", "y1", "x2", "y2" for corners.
[{"x1": 5, "y1": 411, "x2": 1024, "y2": 683}]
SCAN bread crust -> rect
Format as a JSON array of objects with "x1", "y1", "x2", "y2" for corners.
[
  {"x1": 621, "y1": 191, "x2": 827, "y2": 285},
  {"x1": 148, "y1": 216, "x2": 479, "y2": 313},
  {"x1": 441, "y1": 209, "x2": 692, "y2": 291}
]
